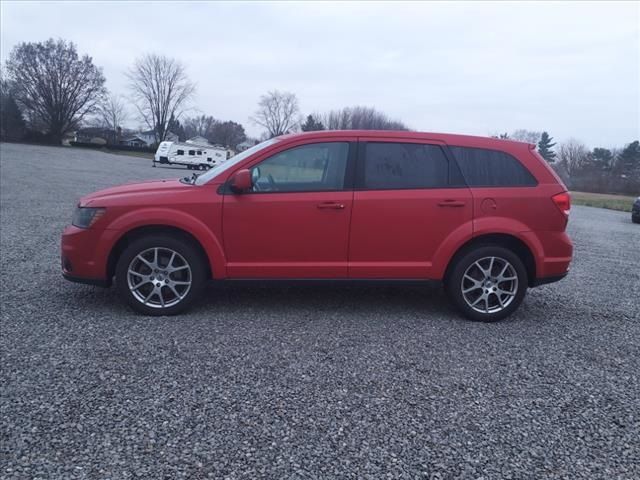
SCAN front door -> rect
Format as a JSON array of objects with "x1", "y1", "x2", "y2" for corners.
[
  {"x1": 223, "y1": 141, "x2": 354, "y2": 278},
  {"x1": 348, "y1": 139, "x2": 473, "y2": 279}
]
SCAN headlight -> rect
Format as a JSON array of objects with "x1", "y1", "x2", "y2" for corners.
[{"x1": 72, "y1": 207, "x2": 105, "y2": 229}]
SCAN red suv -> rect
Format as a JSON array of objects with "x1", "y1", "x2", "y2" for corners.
[{"x1": 61, "y1": 131, "x2": 572, "y2": 321}]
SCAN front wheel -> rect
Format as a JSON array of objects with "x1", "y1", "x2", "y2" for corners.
[
  {"x1": 115, "y1": 235, "x2": 207, "y2": 316},
  {"x1": 446, "y1": 246, "x2": 528, "y2": 322}
]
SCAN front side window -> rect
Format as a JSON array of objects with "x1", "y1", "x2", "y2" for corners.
[
  {"x1": 361, "y1": 142, "x2": 449, "y2": 189},
  {"x1": 449, "y1": 146, "x2": 537, "y2": 187},
  {"x1": 250, "y1": 142, "x2": 349, "y2": 193}
]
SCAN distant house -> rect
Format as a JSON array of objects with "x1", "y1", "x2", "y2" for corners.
[
  {"x1": 236, "y1": 139, "x2": 257, "y2": 152},
  {"x1": 120, "y1": 130, "x2": 178, "y2": 148},
  {"x1": 120, "y1": 135, "x2": 149, "y2": 148},
  {"x1": 74, "y1": 127, "x2": 115, "y2": 144}
]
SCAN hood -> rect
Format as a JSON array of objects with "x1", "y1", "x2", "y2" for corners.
[{"x1": 80, "y1": 179, "x2": 191, "y2": 206}]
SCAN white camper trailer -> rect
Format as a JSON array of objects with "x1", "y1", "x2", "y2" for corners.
[{"x1": 153, "y1": 141, "x2": 229, "y2": 170}]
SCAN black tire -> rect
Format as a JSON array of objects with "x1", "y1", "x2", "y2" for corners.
[
  {"x1": 445, "y1": 245, "x2": 528, "y2": 322},
  {"x1": 632, "y1": 214, "x2": 640, "y2": 224},
  {"x1": 115, "y1": 234, "x2": 207, "y2": 316}
]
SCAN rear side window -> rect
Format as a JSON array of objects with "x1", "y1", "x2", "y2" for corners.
[
  {"x1": 449, "y1": 146, "x2": 537, "y2": 187},
  {"x1": 361, "y1": 142, "x2": 449, "y2": 189}
]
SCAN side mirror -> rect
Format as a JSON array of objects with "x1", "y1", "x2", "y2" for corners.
[{"x1": 230, "y1": 169, "x2": 252, "y2": 193}]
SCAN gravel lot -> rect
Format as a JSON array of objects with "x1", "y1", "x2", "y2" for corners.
[{"x1": 1, "y1": 142, "x2": 639, "y2": 479}]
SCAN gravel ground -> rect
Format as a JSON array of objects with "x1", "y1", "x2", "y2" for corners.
[{"x1": 1, "y1": 142, "x2": 639, "y2": 479}]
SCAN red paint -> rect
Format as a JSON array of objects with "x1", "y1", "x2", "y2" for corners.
[{"x1": 61, "y1": 130, "x2": 572, "y2": 286}]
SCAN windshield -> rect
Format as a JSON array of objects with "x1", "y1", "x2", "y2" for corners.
[{"x1": 194, "y1": 138, "x2": 279, "y2": 185}]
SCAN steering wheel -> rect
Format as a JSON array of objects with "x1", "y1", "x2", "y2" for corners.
[{"x1": 252, "y1": 173, "x2": 277, "y2": 192}]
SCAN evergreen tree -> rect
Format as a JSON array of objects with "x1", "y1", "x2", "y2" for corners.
[
  {"x1": 590, "y1": 148, "x2": 614, "y2": 171},
  {"x1": 300, "y1": 114, "x2": 325, "y2": 132},
  {"x1": 537, "y1": 131, "x2": 556, "y2": 162},
  {"x1": 0, "y1": 84, "x2": 26, "y2": 141},
  {"x1": 167, "y1": 114, "x2": 186, "y2": 141},
  {"x1": 617, "y1": 140, "x2": 640, "y2": 178}
]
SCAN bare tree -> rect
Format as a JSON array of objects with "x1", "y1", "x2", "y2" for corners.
[
  {"x1": 184, "y1": 114, "x2": 216, "y2": 139},
  {"x1": 558, "y1": 139, "x2": 590, "y2": 178},
  {"x1": 321, "y1": 106, "x2": 408, "y2": 130},
  {"x1": 5, "y1": 38, "x2": 106, "y2": 144},
  {"x1": 251, "y1": 90, "x2": 299, "y2": 137},
  {"x1": 510, "y1": 129, "x2": 542, "y2": 144},
  {"x1": 210, "y1": 121, "x2": 246, "y2": 148},
  {"x1": 127, "y1": 54, "x2": 195, "y2": 143},
  {"x1": 98, "y1": 94, "x2": 128, "y2": 144}
]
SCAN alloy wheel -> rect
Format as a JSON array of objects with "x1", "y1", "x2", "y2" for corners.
[
  {"x1": 127, "y1": 247, "x2": 192, "y2": 309},
  {"x1": 461, "y1": 256, "x2": 518, "y2": 314}
]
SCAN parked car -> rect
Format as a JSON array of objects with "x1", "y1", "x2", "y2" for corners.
[
  {"x1": 633, "y1": 196, "x2": 640, "y2": 224},
  {"x1": 153, "y1": 141, "x2": 229, "y2": 170},
  {"x1": 61, "y1": 131, "x2": 573, "y2": 322}
]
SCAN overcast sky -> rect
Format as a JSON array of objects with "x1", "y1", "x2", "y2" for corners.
[{"x1": 1, "y1": 1, "x2": 638, "y2": 147}]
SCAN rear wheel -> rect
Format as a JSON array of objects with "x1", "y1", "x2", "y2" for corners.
[
  {"x1": 446, "y1": 246, "x2": 528, "y2": 322},
  {"x1": 115, "y1": 234, "x2": 207, "y2": 316}
]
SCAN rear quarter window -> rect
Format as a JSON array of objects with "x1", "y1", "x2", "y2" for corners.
[{"x1": 449, "y1": 146, "x2": 537, "y2": 187}]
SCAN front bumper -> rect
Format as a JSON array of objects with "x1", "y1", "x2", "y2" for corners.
[{"x1": 61, "y1": 225, "x2": 118, "y2": 287}]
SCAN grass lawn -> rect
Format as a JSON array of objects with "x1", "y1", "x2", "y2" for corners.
[{"x1": 571, "y1": 191, "x2": 636, "y2": 212}]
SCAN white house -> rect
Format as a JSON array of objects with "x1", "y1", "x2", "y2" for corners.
[
  {"x1": 236, "y1": 139, "x2": 257, "y2": 152},
  {"x1": 120, "y1": 130, "x2": 179, "y2": 147}
]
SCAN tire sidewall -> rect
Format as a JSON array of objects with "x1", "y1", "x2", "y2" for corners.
[
  {"x1": 115, "y1": 235, "x2": 206, "y2": 316},
  {"x1": 446, "y1": 245, "x2": 528, "y2": 322}
]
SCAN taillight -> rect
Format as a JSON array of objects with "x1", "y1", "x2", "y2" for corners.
[{"x1": 552, "y1": 192, "x2": 571, "y2": 215}]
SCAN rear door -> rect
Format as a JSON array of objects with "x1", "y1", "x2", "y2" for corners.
[{"x1": 348, "y1": 138, "x2": 473, "y2": 279}]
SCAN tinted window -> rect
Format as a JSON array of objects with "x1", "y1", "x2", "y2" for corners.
[
  {"x1": 188, "y1": 150, "x2": 195, "y2": 156},
  {"x1": 449, "y1": 146, "x2": 537, "y2": 187},
  {"x1": 362, "y1": 142, "x2": 449, "y2": 189},
  {"x1": 176, "y1": 149, "x2": 184, "y2": 156},
  {"x1": 251, "y1": 142, "x2": 349, "y2": 192}
]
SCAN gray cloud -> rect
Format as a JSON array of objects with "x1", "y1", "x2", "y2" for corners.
[{"x1": 1, "y1": 1, "x2": 638, "y2": 146}]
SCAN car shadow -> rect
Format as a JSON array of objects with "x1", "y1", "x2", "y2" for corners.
[
  {"x1": 193, "y1": 283, "x2": 455, "y2": 320},
  {"x1": 66, "y1": 282, "x2": 460, "y2": 324}
]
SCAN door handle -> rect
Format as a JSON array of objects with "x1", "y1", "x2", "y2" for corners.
[
  {"x1": 437, "y1": 200, "x2": 466, "y2": 207},
  {"x1": 317, "y1": 202, "x2": 345, "y2": 210}
]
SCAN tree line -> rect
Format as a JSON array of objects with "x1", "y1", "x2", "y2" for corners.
[
  {"x1": 0, "y1": 39, "x2": 405, "y2": 149},
  {"x1": 0, "y1": 38, "x2": 638, "y2": 194},
  {"x1": 493, "y1": 130, "x2": 639, "y2": 195}
]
